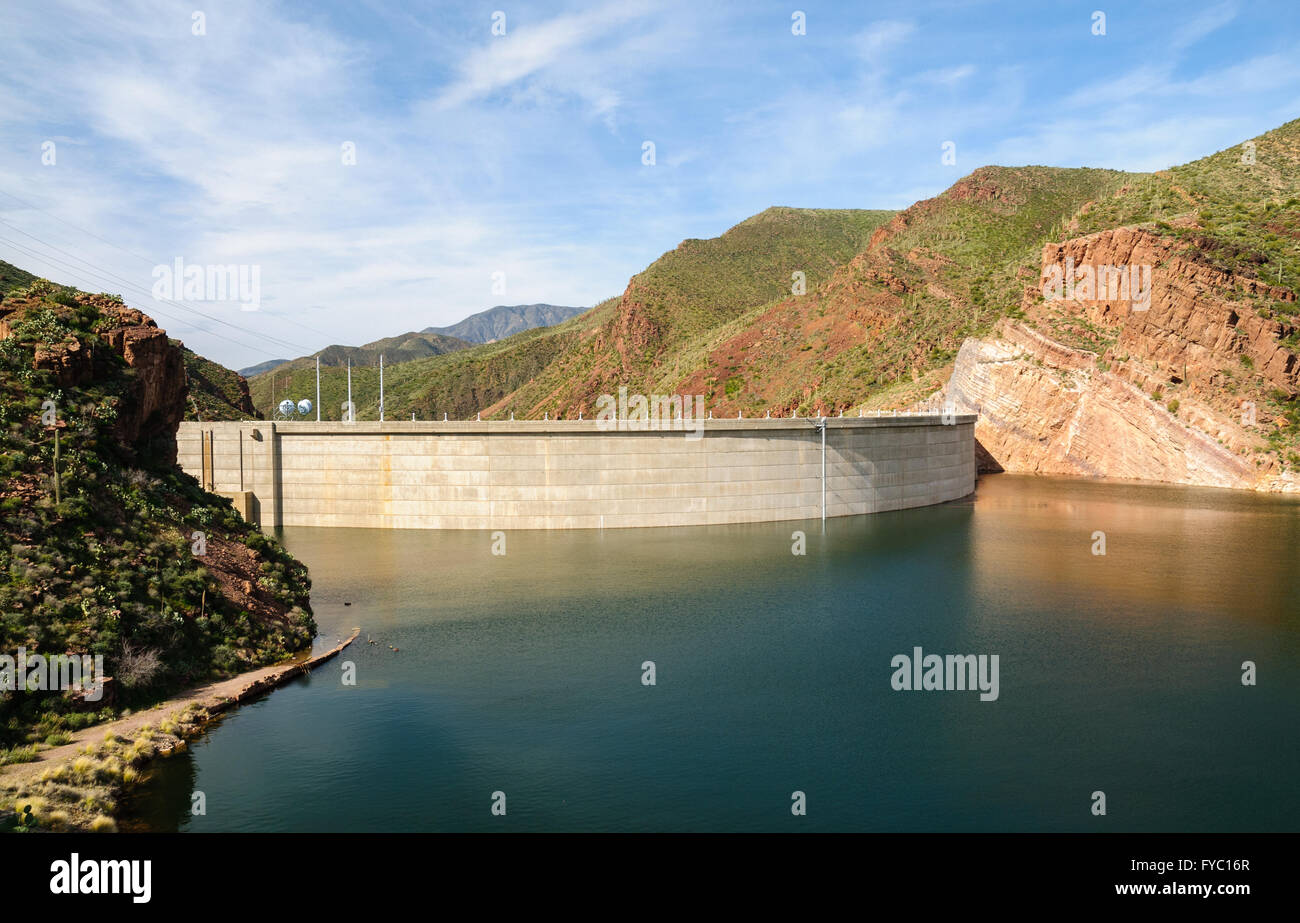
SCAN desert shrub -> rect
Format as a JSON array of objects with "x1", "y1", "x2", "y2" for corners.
[{"x1": 0, "y1": 745, "x2": 39, "y2": 765}]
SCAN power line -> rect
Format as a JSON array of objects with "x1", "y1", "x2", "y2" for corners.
[
  {"x1": 0, "y1": 233, "x2": 279, "y2": 359},
  {"x1": 0, "y1": 186, "x2": 339, "y2": 342},
  {"x1": 0, "y1": 216, "x2": 311, "y2": 355},
  {"x1": 0, "y1": 226, "x2": 302, "y2": 356},
  {"x1": 0, "y1": 186, "x2": 339, "y2": 341},
  {"x1": 0, "y1": 234, "x2": 284, "y2": 360}
]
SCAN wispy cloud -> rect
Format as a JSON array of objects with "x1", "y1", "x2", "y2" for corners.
[
  {"x1": 915, "y1": 65, "x2": 977, "y2": 87},
  {"x1": 1170, "y1": 0, "x2": 1239, "y2": 50},
  {"x1": 431, "y1": 0, "x2": 656, "y2": 118},
  {"x1": 854, "y1": 20, "x2": 916, "y2": 60},
  {"x1": 0, "y1": 0, "x2": 1295, "y2": 368}
]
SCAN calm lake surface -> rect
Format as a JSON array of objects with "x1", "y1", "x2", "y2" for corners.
[{"x1": 122, "y1": 474, "x2": 1300, "y2": 831}]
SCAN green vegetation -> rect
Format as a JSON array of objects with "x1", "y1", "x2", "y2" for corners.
[
  {"x1": 1263, "y1": 391, "x2": 1300, "y2": 458},
  {"x1": 252, "y1": 208, "x2": 895, "y2": 419},
  {"x1": 3, "y1": 703, "x2": 209, "y2": 831},
  {"x1": 250, "y1": 309, "x2": 595, "y2": 420},
  {"x1": 244, "y1": 307, "x2": 586, "y2": 410},
  {"x1": 0, "y1": 281, "x2": 314, "y2": 751},
  {"x1": 0, "y1": 260, "x2": 37, "y2": 298},
  {"x1": 256, "y1": 329, "x2": 474, "y2": 395},
  {"x1": 616, "y1": 165, "x2": 1142, "y2": 416},
  {"x1": 228, "y1": 121, "x2": 1300, "y2": 473},
  {"x1": 178, "y1": 341, "x2": 260, "y2": 421},
  {"x1": 250, "y1": 119, "x2": 1300, "y2": 425},
  {"x1": 616, "y1": 207, "x2": 895, "y2": 339},
  {"x1": 0, "y1": 745, "x2": 39, "y2": 766}
]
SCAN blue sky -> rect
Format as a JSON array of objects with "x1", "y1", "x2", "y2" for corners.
[{"x1": 1, "y1": 0, "x2": 1297, "y2": 368}]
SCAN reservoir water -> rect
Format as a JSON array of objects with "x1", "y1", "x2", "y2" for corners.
[{"x1": 122, "y1": 474, "x2": 1300, "y2": 831}]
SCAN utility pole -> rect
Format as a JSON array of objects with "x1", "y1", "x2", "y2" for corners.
[
  {"x1": 315, "y1": 356, "x2": 321, "y2": 421},
  {"x1": 346, "y1": 358, "x2": 353, "y2": 422},
  {"x1": 816, "y1": 416, "x2": 827, "y2": 526},
  {"x1": 379, "y1": 354, "x2": 385, "y2": 422},
  {"x1": 53, "y1": 426, "x2": 60, "y2": 504}
]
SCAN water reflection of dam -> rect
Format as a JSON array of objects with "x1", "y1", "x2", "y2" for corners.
[{"x1": 176, "y1": 416, "x2": 976, "y2": 530}]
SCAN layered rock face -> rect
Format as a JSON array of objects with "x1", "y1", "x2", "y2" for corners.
[{"x1": 942, "y1": 228, "x2": 1299, "y2": 492}]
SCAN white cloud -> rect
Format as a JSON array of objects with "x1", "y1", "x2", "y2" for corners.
[
  {"x1": 854, "y1": 20, "x2": 915, "y2": 61},
  {"x1": 431, "y1": 0, "x2": 656, "y2": 115},
  {"x1": 0, "y1": 0, "x2": 1294, "y2": 369},
  {"x1": 1170, "y1": 0, "x2": 1239, "y2": 50},
  {"x1": 915, "y1": 65, "x2": 976, "y2": 87}
]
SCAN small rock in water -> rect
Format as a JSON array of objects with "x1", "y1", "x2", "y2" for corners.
[{"x1": 344, "y1": 601, "x2": 352, "y2": 606}]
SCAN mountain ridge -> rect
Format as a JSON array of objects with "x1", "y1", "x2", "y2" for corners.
[
  {"x1": 423, "y1": 303, "x2": 587, "y2": 343},
  {"x1": 7, "y1": 118, "x2": 1298, "y2": 489},
  {"x1": 237, "y1": 303, "x2": 586, "y2": 378},
  {"x1": 247, "y1": 119, "x2": 1300, "y2": 489},
  {"x1": 247, "y1": 207, "x2": 895, "y2": 420}
]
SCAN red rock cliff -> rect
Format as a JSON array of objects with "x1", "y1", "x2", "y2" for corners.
[{"x1": 941, "y1": 227, "x2": 1300, "y2": 492}]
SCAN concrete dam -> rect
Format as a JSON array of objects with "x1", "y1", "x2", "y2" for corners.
[{"x1": 176, "y1": 415, "x2": 977, "y2": 530}]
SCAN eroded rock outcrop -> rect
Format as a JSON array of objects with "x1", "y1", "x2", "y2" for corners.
[
  {"x1": 1, "y1": 293, "x2": 188, "y2": 465},
  {"x1": 941, "y1": 227, "x2": 1300, "y2": 492},
  {"x1": 102, "y1": 313, "x2": 188, "y2": 465}
]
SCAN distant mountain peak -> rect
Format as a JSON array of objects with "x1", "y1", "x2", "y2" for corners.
[
  {"x1": 239, "y1": 303, "x2": 588, "y2": 379},
  {"x1": 423, "y1": 303, "x2": 586, "y2": 343}
]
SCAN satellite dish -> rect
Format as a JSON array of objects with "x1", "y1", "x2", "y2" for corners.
[
  {"x1": 297, "y1": 399, "x2": 313, "y2": 416},
  {"x1": 278, "y1": 399, "x2": 296, "y2": 416}
]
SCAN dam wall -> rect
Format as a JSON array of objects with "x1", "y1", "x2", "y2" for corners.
[{"x1": 175, "y1": 416, "x2": 977, "y2": 530}]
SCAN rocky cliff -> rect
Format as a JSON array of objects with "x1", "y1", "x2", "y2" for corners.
[
  {"x1": 941, "y1": 226, "x2": 1300, "y2": 491},
  {"x1": 0, "y1": 279, "x2": 315, "y2": 754},
  {"x1": 2, "y1": 291, "x2": 188, "y2": 465},
  {"x1": 99, "y1": 308, "x2": 188, "y2": 465}
]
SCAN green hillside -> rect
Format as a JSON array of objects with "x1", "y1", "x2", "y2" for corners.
[
  {"x1": 178, "y1": 342, "x2": 259, "y2": 421},
  {"x1": 0, "y1": 280, "x2": 314, "y2": 757},
  {"x1": 251, "y1": 119, "x2": 1300, "y2": 427},
  {"x1": 0, "y1": 259, "x2": 37, "y2": 297},
  {"x1": 248, "y1": 330, "x2": 476, "y2": 414},
  {"x1": 532, "y1": 120, "x2": 1298, "y2": 419},
  {"x1": 251, "y1": 305, "x2": 607, "y2": 420},
  {"x1": 711, "y1": 165, "x2": 1144, "y2": 414},
  {"x1": 0, "y1": 262, "x2": 261, "y2": 423},
  {"x1": 258, "y1": 207, "x2": 895, "y2": 420},
  {"x1": 300, "y1": 330, "x2": 472, "y2": 370}
]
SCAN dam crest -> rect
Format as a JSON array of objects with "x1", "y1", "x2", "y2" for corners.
[{"x1": 176, "y1": 415, "x2": 977, "y2": 530}]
